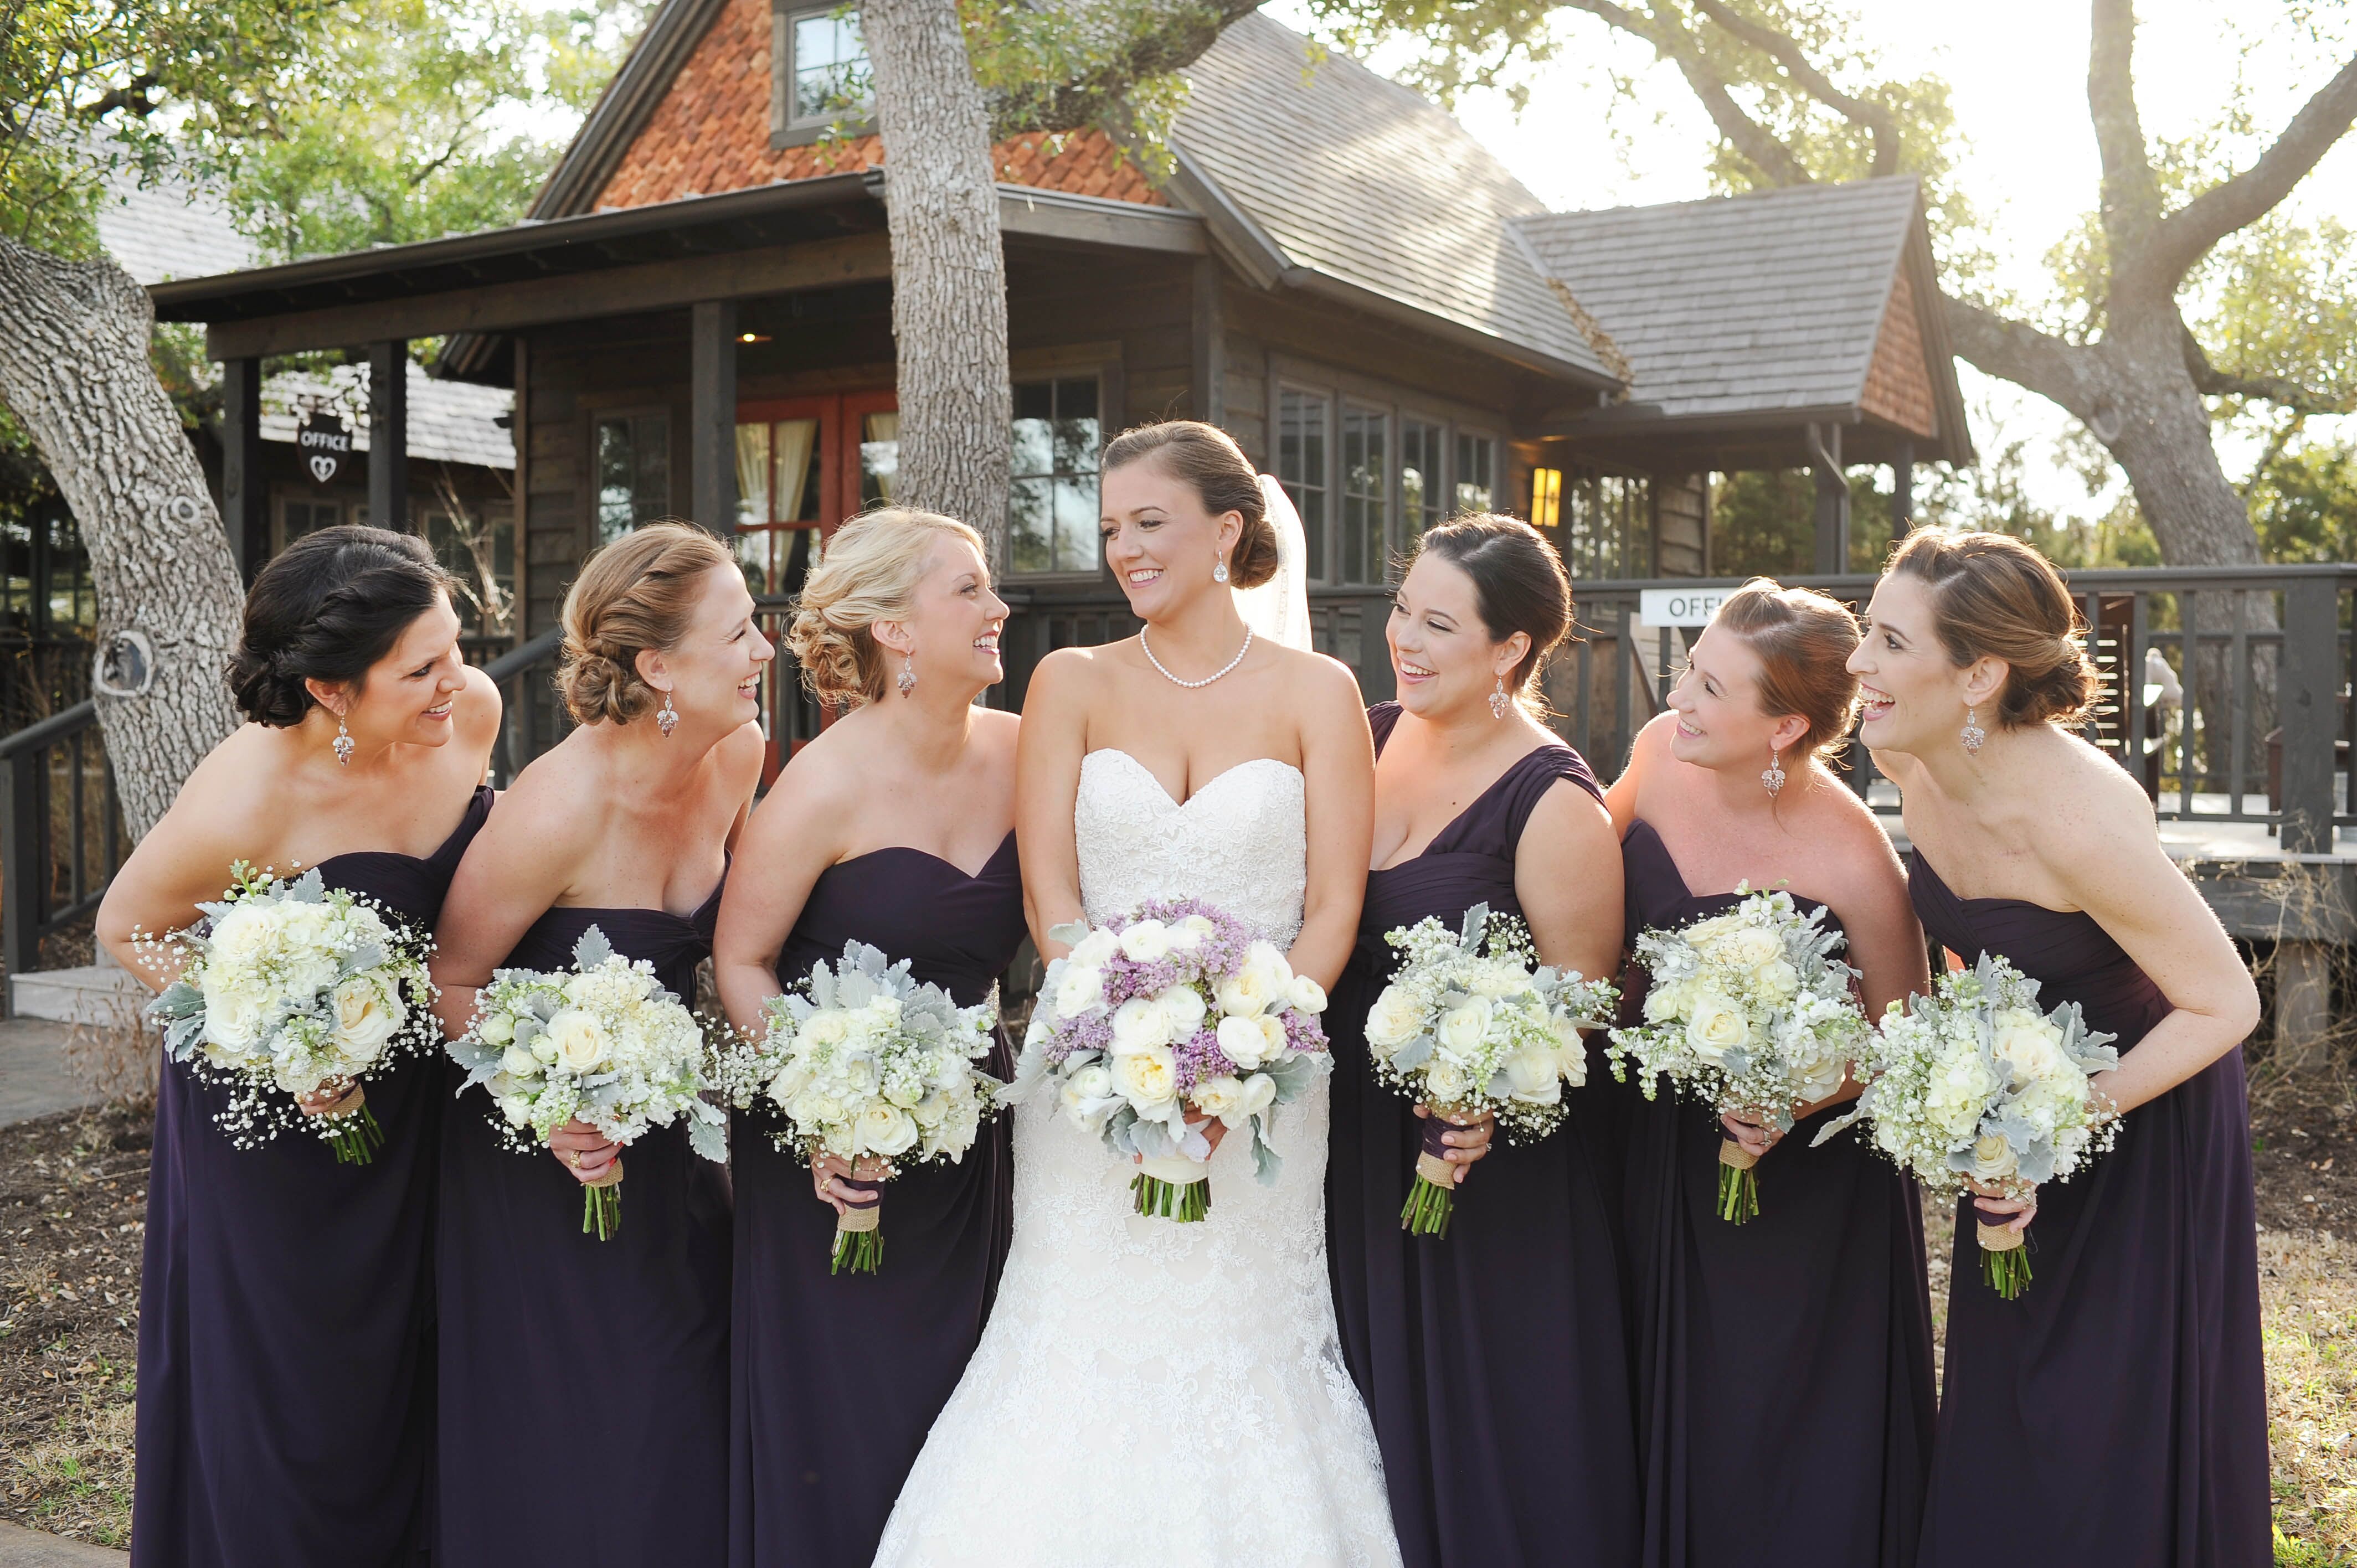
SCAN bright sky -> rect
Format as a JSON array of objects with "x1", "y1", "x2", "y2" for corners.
[{"x1": 1264, "y1": 0, "x2": 2357, "y2": 520}]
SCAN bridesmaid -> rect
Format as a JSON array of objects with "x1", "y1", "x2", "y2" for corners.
[
  {"x1": 712, "y1": 508, "x2": 1023, "y2": 1566},
  {"x1": 1852, "y1": 530, "x2": 2266, "y2": 1566},
  {"x1": 430, "y1": 522, "x2": 768, "y2": 1568},
  {"x1": 1325, "y1": 514, "x2": 1636, "y2": 1568},
  {"x1": 1603, "y1": 578, "x2": 1935, "y2": 1568},
  {"x1": 96, "y1": 526, "x2": 499, "y2": 1568}
]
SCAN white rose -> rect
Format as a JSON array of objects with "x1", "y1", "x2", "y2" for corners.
[
  {"x1": 1254, "y1": 1012, "x2": 1290, "y2": 1064},
  {"x1": 499, "y1": 1044, "x2": 541, "y2": 1079},
  {"x1": 544, "y1": 1008, "x2": 610, "y2": 1073},
  {"x1": 1423, "y1": 1056, "x2": 1473, "y2": 1104},
  {"x1": 1239, "y1": 1071, "x2": 1279, "y2": 1118},
  {"x1": 1053, "y1": 964, "x2": 1106, "y2": 1017},
  {"x1": 1363, "y1": 987, "x2": 1426, "y2": 1050},
  {"x1": 477, "y1": 1011, "x2": 516, "y2": 1046},
  {"x1": 1158, "y1": 985, "x2": 1208, "y2": 1036},
  {"x1": 802, "y1": 1011, "x2": 851, "y2": 1049},
  {"x1": 1245, "y1": 940, "x2": 1294, "y2": 991},
  {"x1": 1110, "y1": 1046, "x2": 1179, "y2": 1108},
  {"x1": 1727, "y1": 926, "x2": 1782, "y2": 968},
  {"x1": 768, "y1": 1059, "x2": 815, "y2": 1106},
  {"x1": 1992, "y1": 1011, "x2": 2065, "y2": 1086},
  {"x1": 1286, "y1": 974, "x2": 1328, "y2": 1015},
  {"x1": 1966, "y1": 1131, "x2": 2019, "y2": 1183},
  {"x1": 1162, "y1": 922, "x2": 1205, "y2": 953},
  {"x1": 910, "y1": 1092, "x2": 948, "y2": 1129},
  {"x1": 1471, "y1": 960, "x2": 1526, "y2": 998},
  {"x1": 1504, "y1": 1046, "x2": 1561, "y2": 1100},
  {"x1": 1218, "y1": 1013, "x2": 1273, "y2": 1070},
  {"x1": 1060, "y1": 1061, "x2": 1116, "y2": 1119},
  {"x1": 497, "y1": 1092, "x2": 532, "y2": 1127},
  {"x1": 204, "y1": 987, "x2": 266, "y2": 1055},
  {"x1": 1069, "y1": 929, "x2": 1121, "y2": 968},
  {"x1": 1753, "y1": 960, "x2": 1800, "y2": 1001},
  {"x1": 1192, "y1": 1074, "x2": 1248, "y2": 1124},
  {"x1": 1215, "y1": 965, "x2": 1276, "y2": 1018},
  {"x1": 1434, "y1": 997, "x2": 1494, "y2": 1058},
  {"x1": 1110, "y1": 996, "x2": 1172, "y2": 1054},
  {"x1": 330, "y1": 975, "x2": 404, "y2": 1059},
  {"x1": 1119, "y1": 920, "x2": 1173, "y2": 963},
  {"x1": 1641, "y1": 979, "x2": 1687, "y2": 1024},
  {"x1": 854, "y1": 1102, "x2": 920, "y2": 1158},
  {"x1": 1682, "y1": 993, "x2": 1748, "y2": 1064}
]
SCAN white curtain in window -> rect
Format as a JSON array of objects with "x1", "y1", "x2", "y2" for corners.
[
  {"x1": 735, "y1": 423, "x2": 771, "y2": 526},
  {"x1": 773, "y1": 418, "x2": 817, "y2": 524}
]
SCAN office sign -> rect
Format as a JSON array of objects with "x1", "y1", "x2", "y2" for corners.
[
  {"x1": 300, "y1": 411, "x2": 351, "y2": 486},
  {"x1": 1638, "y1": 587, "x2": 1728, "y2": 627}
]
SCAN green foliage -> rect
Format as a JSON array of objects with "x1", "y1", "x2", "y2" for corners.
[{"x1": 2248, "y1": 436, "x2": 2357, "y2": 565}]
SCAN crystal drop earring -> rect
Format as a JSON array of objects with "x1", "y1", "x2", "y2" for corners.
[
  {"x1": 332, "y1": 710, "x2": 354, "y2": 767},
  {"x1": 1212, "y1": 556, "x2": 1229, "y2": 585},
  {"x1": 1761, "y1": 746, "x2": 1785, "y2": 797},
  {"x1": 1960, "y1": 705, "x2": 1987, "y2": 755},
  {"x1": 897, "y1": 651, "x2": 917, "y2": 698},
  {"x1": 656, "y1": 690, "x2": 680, "y2": 737},
  {"x1": 1489, "y1": 675, "x2": 1511, "y2": 720}
]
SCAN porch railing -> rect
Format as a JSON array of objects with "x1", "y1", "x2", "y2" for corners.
[
  {"x1": 1566, "y1": 565, "x2": 2357, "y2": 853},
  {"x1": 0, "y1": 700, "x2": 127, "y2": 981}
]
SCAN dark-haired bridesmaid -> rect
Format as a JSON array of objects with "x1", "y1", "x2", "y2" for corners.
[
  {"x1": 97, "y1": 526, "x2": 500, "y2": 1568},
  {"x1": 712, "y1": 507, "x2": 1022, "y2": 1567},
  {"x1": 430, "y1": 521, "x2": 768, "y2": 1568},
  {"x1": 1324, "y1": 513, "x2": 1637, "y2": 1568},
  {"x1": 1604, "y1": 578, "x2": 1934, "y2": 1568},
  {"x1": 1852, "y1": 530, "x2": 2266, "y2": 1567}
]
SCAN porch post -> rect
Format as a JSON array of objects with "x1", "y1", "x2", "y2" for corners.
[
  {"x1": 368, "y1": 340, "x2": 409, "y2": 530},
  {"x1": 2277, "y1": 576, "x2": 2340, "y2": 855},
  {"x1": 221, "y1": 357, "x2": 266, "y2": 577},
  {"x1": 691, "y1": 300, "x2": 739, "y2": 535},
  {"x1": 1808, "y1": 421, "x2": 1848, "y2": 574},
  {"x1": 1890, "y1": 439, "x2": 1915, "y2": 534}
]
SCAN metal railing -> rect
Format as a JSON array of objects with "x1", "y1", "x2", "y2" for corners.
[
  {"x1": 0, "y1": 700, "x2": 126, "y2": 980},
  {"x1": 1565, "y1": 565, "x2": 2357, "y2": 852}
]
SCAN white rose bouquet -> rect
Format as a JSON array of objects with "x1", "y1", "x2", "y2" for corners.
[
  {"x1": 1606, "y1": 885, "x2": 1870, "y2": 1223},
  {"x1": 1813, "y1": 953, "x2": 2120, "y2": 1298},
  {"x1": 446, "y1": 926, "x2": 725, "y2": 1240},
  {"x1": 1007, "y1": 897, "x2": 1331, "y2": 1223},
  {"x1": 1363, "y1": 903, "x2": 1619, "y2": 1237},
  {"x1": 711, "y1": 940, "x2": 1005, "y2": 1275},
  {"x1": 140, "y1": 861, "x2": 435, "y2": 1164}
]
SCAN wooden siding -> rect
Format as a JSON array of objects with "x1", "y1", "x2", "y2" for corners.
[
  {"x1": 1655, "y1": 473, "x2": 1707, "y2": 577},
  {"x1": 1860, "y1": 266, "x2": 1937, "y2": 440}
]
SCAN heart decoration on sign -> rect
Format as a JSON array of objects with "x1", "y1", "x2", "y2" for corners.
[{"x1": 310, "y1": 455, "x2": 337, "y2": 484}]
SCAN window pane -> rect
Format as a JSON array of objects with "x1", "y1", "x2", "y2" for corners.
[
  {"x1": 1010, "y1": 477, "x2": 1053, "y2": 574},
  {"x1": 1278, "y1": 389, "x2": 1329, "y2": 581},
  {"x1": 794, "y1": 12, "x2": 873, "y2": 121},
  {"x1": 734, "y1": 421, "x2": 771, "y2": 527},
  {"x1": 1341, "y1": 406, "x2": 1386, "y2": 585},
  {"x1": 1013, "y1": 380, "x2": 1054, "y2": 423},
  {"x1": 634, "y1": 414, "x2": 670, "y2": 528},
  {"x1": 1053, "y1": 412, "x2": 1099, "y2": 477},
  {"x1": 596, "y1": 419, "x2": 636, "y2": 543},
  {"x1": 1401, "y1": 418, "x2": 1441, "y2": 542},
  {"x1": 1454, "y1": 433, "x2": 1494, "y2": 514},
  {"x1": 860, "y1": 410, "x2": 898, "y2": 507},
  {"x1": 1011, "y1": 414, "x2": 1054, "y2": 479},
  {"x1": 1053, "y1": 474, "x2": 1099, "y2": 573}
]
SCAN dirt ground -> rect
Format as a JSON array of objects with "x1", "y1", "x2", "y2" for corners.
[{"x1": 2, "y1": 1062, "x2": 2353, "y2": 1558}]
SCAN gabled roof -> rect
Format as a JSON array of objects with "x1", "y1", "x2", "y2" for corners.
[
  {"x1": 94, "y1": 167, "x2": 258, "y2": 286},
  {"x1": 1170, "y1": 14, "x2": 1618, "y2": 387},
  {"x1": 1511, "y1": 178, "x2": 1970, "y2": 461}
]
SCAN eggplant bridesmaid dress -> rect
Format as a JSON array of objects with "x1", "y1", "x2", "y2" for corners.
[
  {"x1": 729, "y1": 833, "x2": 1023, "y2": 1567},
  {"x1": 436, "y1": 880, "x2": 732, "y2": 1568},
  {"x1": 1617, "y1": 819, "x2": 1936, "y2": 1568},
  {"x1": 1325, "y1": 703, "x2": 1638, "y2": 1568},
  {"x1": 133, "y1": 785, "x2": 492, "y2": 1568},
  {"x1": 1908, "y1": 850, "x2": 2268, "y2": 1568}
]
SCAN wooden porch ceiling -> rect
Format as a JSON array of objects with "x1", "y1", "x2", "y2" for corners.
[{"x1": 1532, "y1": 405, "x2": 1931, "y2": 474}]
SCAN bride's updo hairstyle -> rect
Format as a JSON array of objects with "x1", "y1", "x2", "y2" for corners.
[
  {"x1": 1099, "y1": 421, "x2": 1280, "y2": 590},
  {"x1": 1407, "y1": 513, "x2": 1571, "y2": 715},
  {"x1": 787, "y1": 507, "x2": 989, "y2": 708},
  {"x1": 1711, "y1": 578, "x2": 1860, "y2": 764},
  {"x1": 227, "y1": 524, "x2": 455, "y2": 726},
  {"x1": 556, "y1": 520, "x2": 735, "y2": 725},
  {"x1": 1886, "y1": 528, "x2": 2098, "y2": 728}
]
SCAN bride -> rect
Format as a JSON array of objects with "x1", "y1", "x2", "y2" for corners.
[{"x1": 872, "y1": 421, "x2": 1397, "y2": 1567}]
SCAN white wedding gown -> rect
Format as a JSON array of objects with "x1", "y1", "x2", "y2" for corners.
[{"x1": 871, "y1": 749, "x2": 1400, "y2": 1568}]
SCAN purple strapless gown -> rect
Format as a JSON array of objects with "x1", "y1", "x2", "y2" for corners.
[
  {"x1": 132, "y1": 785, "x2": 493, "y2": 1568},
  {"x1": 1908, "y1": 850, "x2": 2268, "y2": 1568},
  {"x1": 729, "y1": 833, "x2": 1023, "y2": 1566},
  {"x1": 1325, "y1": 703, "x2": 1639, "y2": 1568},
  {"x1": 435, "y1": 882, "x2": 732, "y2": 1568},
  {"x1": 1618, "y1": 819, "x2": 1935, "y2": 1568}
]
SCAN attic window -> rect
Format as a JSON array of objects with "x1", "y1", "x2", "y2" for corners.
[{"x1": 773, "y1": 4, "x2": 874, "y2": 137}]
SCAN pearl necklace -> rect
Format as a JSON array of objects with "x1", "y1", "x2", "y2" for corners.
[{"x1": 1140, "y1": 626, "x2": 1254, "y2": 689}]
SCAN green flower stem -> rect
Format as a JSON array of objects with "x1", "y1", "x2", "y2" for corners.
[
  {"x1": 324, "y1": 1103, "x2": 383, "y2": 1167},
  {"x1": 583, "y1": 1182, "x2": 622, "y2": 1242},
  {"x1": 831, "y1": 1226, "x2": 884, "y2": 1275},
  {"x1": 1977, "y1": 1221, "x2": 2033, "y2": 1298},
  {"x1": 1400, "y1": 1174, "x2": 1454, "y2": 1238},
  {"x1": 1132, "y1": 1172, "x2": 1211, "y2": 1223},
  {"x1": 1717, "y1": 1160, "x2": 1759, "y2": 1224}
]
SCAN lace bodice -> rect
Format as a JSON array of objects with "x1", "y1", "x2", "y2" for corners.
[{"x1": 873, "y1": 749, "x2": 1397, "y2": 1568}]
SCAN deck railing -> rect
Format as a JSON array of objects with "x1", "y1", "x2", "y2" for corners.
[{"x1": 0, "y1": 700, "x2": 127, "y2": 980}]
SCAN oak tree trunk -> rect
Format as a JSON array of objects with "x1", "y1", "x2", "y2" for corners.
[
  {"x1": 0, "y1": 238, "x2": 246, "y2": 837},
  {"x1": 862, "y1": 0, "x2": 1012, "y2": 557}
]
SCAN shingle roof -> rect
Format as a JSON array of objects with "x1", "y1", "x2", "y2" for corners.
[
  {"x1": 94, "y1": 168, "x2": 258, "y2": 286},
  {"x1": 1173, "y1": 14, "x2": 1615, "y2": 384},
  {"x1": 260, "y1": 362, "x2": 514, "y2": 472},
  {"x1": 1511, "y1": 178, "x2": 1924, "y2": 420}
]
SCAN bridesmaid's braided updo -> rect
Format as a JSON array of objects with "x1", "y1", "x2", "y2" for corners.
[
  {"x1": 226, "y1": 525, "x2": 454, "y2": 726},
  {"x1": 557, "y1": 522, "x2": 736, "y2": 726}
]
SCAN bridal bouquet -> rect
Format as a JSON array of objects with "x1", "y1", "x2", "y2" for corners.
[
  {"x1": 1010, "y1": 899, "x2": 1331, "y2": 1223},
  {"x1": 1814, "y1": 953, "x2": 2119, "y2": 1298},
  {"x1": 447, "y1": 926, "x2": 725, "y2": 1240},
  {"x1": 1607, "y1": 886, "x2": 1869, "y2": 1223},
  {"x1": 712, "y1": 941, "x2": 1004, "y2": 1275},
  {"x1": 1363, "y1": 904, "x2": 1619, "y2": 1237},
  {"x1": 140, "y1": 861, "x2": 435, "y2": 1164}
]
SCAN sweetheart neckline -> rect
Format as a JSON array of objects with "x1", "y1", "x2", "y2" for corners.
[
  {"x1": 832, "y1": 832, "x2": 1017, "y2": 883},
  {"x1": 1081, "y1": 747, "x2": 1304, "y2": 810}
]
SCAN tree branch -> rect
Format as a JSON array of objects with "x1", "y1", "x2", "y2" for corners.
[
  {"x1": 2087, "y1": 0, "x2": 2163, "y2": 254},
  {"x1": 1688, "y1": 0, "x2": 1900, "y2": 177},
  {"x1": 2241, "y1": 410, "x2": 2305, "y2": 498},
  {"x1": 985, "y1": 0, "x2": 1261, "y2": 138},
  {"x1": 2133, "y1": 52, "x2": 2357, "y2": 295},
  {"x1": 1941, "y1": 296, "x2": 2107, "y2": 423},
  {"x1": 1557, "y1": 0, "x2": 1813, "y2": 186},
  {"x1": 2181, "y1": 325, "x2": 2354, "y2": 415}
]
